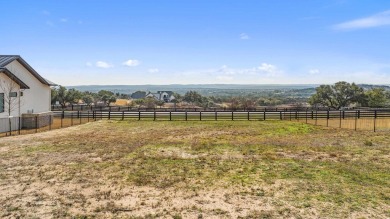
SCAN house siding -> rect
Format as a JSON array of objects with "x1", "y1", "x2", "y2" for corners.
[
  {"x1": 3, "y1": 60, "x2": 51, "y2": 116},
  {"x1": 0, "y1": 73, "x2": 21, "y2": 118}
]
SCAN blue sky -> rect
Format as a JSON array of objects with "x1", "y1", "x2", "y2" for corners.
[{"x1": 1, "y1": 0, "x2": 390, "y2": 85}]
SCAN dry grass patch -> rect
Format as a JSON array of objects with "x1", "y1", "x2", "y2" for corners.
[{"x1": 0, "y1": 120, "x2": 389, "y2": 218}]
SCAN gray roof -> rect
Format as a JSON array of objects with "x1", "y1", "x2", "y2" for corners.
[
  {"x1": 0, "y1": 67, "x2": 30, "y2": 89},
  {"x1": 130, "y1": 91, "x2": 147, "y2": 99},
  {"x1": 0, "y1": 55, "x2": 57, "y2": 86}
]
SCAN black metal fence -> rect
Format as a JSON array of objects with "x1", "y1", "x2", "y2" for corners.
[{"x1": 1, "y1": 109, "x2": 390, "y2": 138}]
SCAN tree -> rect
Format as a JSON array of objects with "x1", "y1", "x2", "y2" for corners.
[
  {"x1": 51, "y1": 87, "x2": 58, "y2": 105},
  {"x1": 199, "y1": 96, "x2": 213, "y2": 108},
  {"x1": 66, "y1": 88, "x2": 82, "y2": 104},
  {"x1": 183, "y1": 91, "x2": 203, "y2": 105},
  {"x1": 134, "y1": 99, "x2": 145, "y2": 107},
  {"x1": 56, "y1": 85, "x2": 68, "y2": 108},
  {"x1": 171, "y1": 92, "x2": 183, "y2": 108},
  {"x1": 240, "y1": 97, "x2": 257, "y2": 110},
  {"x1": 365, "y1": 88, "x2": 388, "y2": 108},
  {"x1": 82, "y1": 94, "x2": 94, "y2": 106},
  {"x1": 0, "y1": 74, "x2": 21, "y2": 135},
  {"x1": 144, "y1": 97, "x2": 157, "y2": 108},
  {"x1": 156, "y1": 100, "x2": 165, "y2": 108},
  {"x1": 228, "y1": 97, "x2": 241, "y2": 110},
  {"x1": 52, "y1": 86, "x2": 83, "y2": 108},
  {"x1": 309, "y1": 81, "x2": 365, "y2": 110},
  {"x1": 98, "y1": 90, "x2": 116, "y2": 106}
]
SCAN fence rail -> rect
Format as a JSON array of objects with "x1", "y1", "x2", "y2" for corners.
[
  {"x1": 1, "y1": 110, "x2": 390, "y2": 137},
  {"x1": 53, "y1": 105, "x2": 390, "y2": 112}
]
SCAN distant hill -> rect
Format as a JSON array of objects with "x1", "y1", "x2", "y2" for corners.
[
  {"x1": 358, "y1": 84, "x2": 390, "y2": 91},
  {"x1": 67, "y1": 84, "x2": 318, "y2": 96},
  {"x1": 66, "y1": 84, "x2": 389, "y2": 97}
]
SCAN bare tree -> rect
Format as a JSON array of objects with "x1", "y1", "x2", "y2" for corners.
[{"x1": 0, "y1": 74, "x2": 22, "y2": 135}]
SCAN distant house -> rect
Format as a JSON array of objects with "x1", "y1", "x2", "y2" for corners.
[
  {"x1": 0, "y1": 55, "x2": 56, "y2": 130},
  {"x1": 131, "y1": 90, "x2": 175, "y2": 103},
  {"x1": 146, "y1": 91, "x2": 175, "y2": 102}
]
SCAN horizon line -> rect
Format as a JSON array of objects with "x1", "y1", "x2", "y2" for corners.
[{"x1": 65, "y1": 83, "x2": 390, "y2": 87}]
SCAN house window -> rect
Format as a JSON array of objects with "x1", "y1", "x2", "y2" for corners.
[
  {"x1": 9, "y1": 92, "x2": 17, "y2": 97},
  {"x1": 0, "y1": 93, "x2": 4, "y2": 113}
]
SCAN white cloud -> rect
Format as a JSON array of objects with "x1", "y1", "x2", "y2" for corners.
[
  {"x1": 215, "y1": 63, "x2": 281, "y2": 77},
  {"x1": 96, "y1": 61, "x2": 113, "y2": 69},
  {"x1": 257, "y1": 63, "x2": 279, "y2": 76},
  {"x1": 309, "y1": 69, "x2": 320, "y2": 74},
  {"x1": 123, "y1": 59, "x2": 140, "y2": 67},
  {"x1": 333, "y1": 10, "x2": 390, "y2": 30},
  {"x1": 86, "y1": 62, "x2": 93, "y2": 67},
  {"x1": 178, "y1": 63, "x2": 284, "y2": 84},
  {"x1": 240, "y1": 33, "x2": 250, "y2": 40},
  {"x1": 60, "y1": 18, "x2": 68, "y2": 22},
  {"x1": 148, "y1": 68, "x2": 159, "y2": 73}
]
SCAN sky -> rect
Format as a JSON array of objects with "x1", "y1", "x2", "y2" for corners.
[{"x1": 1, "y1": 0, "x2": 390, "y2": 85}]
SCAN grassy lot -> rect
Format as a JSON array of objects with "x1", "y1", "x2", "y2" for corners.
[{"x1": 0, "y1": 120, "x2": 389, "y2": 218}]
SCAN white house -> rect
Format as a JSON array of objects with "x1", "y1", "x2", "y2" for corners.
[
  {"x1": 0, "y1": 55, "x2": 56, "y2": 130},
  {"x1": 145, "y1": 91, "x2": 175, "y2": 102}
]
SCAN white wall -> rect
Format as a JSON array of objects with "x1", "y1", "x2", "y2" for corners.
[
  {"x1": 0, "y1": 73, "x2": 21, "y2": 118},
  {"x1": 2, "y1": 60, "x2": 51, "y2": 116}
]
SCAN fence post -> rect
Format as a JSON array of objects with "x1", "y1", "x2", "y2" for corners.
[
  {"x1": 355, "y1": 111, "x2": 357, "y2": 131},
  {"x1": 305, "y1": 110, "x2": 308, "y2": 124},
  {"x1": 108, "y1": 111, "x2": 111, "y2": 120},
  {"x1": 185, "y1": 111, "x2": 187, "y2": 121},
  {"x1": 170, "y1": 111, "x2": 172, "y2": 121},
  {"x1": 374, "y1": 110, "x2": 377, "y2": 132},
  {"x1": 79, "y1": 111, "x2": 81, "y2": 124},
  {"x1": 122, "y1": 111, "x2": 124, "y2": 120},
  {"x1": 280, "y1": 111, "x2": 282, "y2": 120},
  {"x1": 154, "y1": 111, "x2": 156, "y2": 121},
  {"x1": 61, "y1": 111, "x2": 64, "y2": 127},
  {"x1": 315, "y1": 110, "x2": 318, "y2": 125},
  {"x1": 49, "y1": 115, "x2": 52, "y2": 130},
  {"x1": 339, "y1": 110, "x2": 342, "y2": 128},
  {"x1": 264, "y1": 110, "x2": 266, "y2": 121},
  {"x1": 248, "y1": 111, "x2": 250, "y2": 121},
  {"x1": 88, "y1": 111, "x2": 90, "y2": 122},
  {"x1": 289, "y1": 111, "x2": 291, "y2": 121},
  {"x1": 327, "y1": 110, "x2": 329, "y2": 127},
  {"x1": 35, "y1": 115, "x2": 38, "y2": 133},
  {"x1": 138, "y1": 111, "x2": 141, "y2": 121},
  {"x1": 232, "y1": 111, "x2": 234, "y2": 121},
  {"x1": 215, "y1": 111, "x2": 217, "y2": 121},
  {"x1": 200, "y1": 111, "x2": 202, "y2": 121},
  {"x1": 18, "y1": 116, "x2": 21, "y2": 135},
  {"x1": 71, "y1": 112, "x2": 74, "y2": 126}
]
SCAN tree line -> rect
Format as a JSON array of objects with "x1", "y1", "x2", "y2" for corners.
[
  {"x1": 309, "y1": 81, "x2": 390, "y2": 109},
  {"x1": 51, "y1": 86, "x2": 119, "y2": 107},
  {"x1": 51, "y1": 81, "x2": 390, "y2": 109}
]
